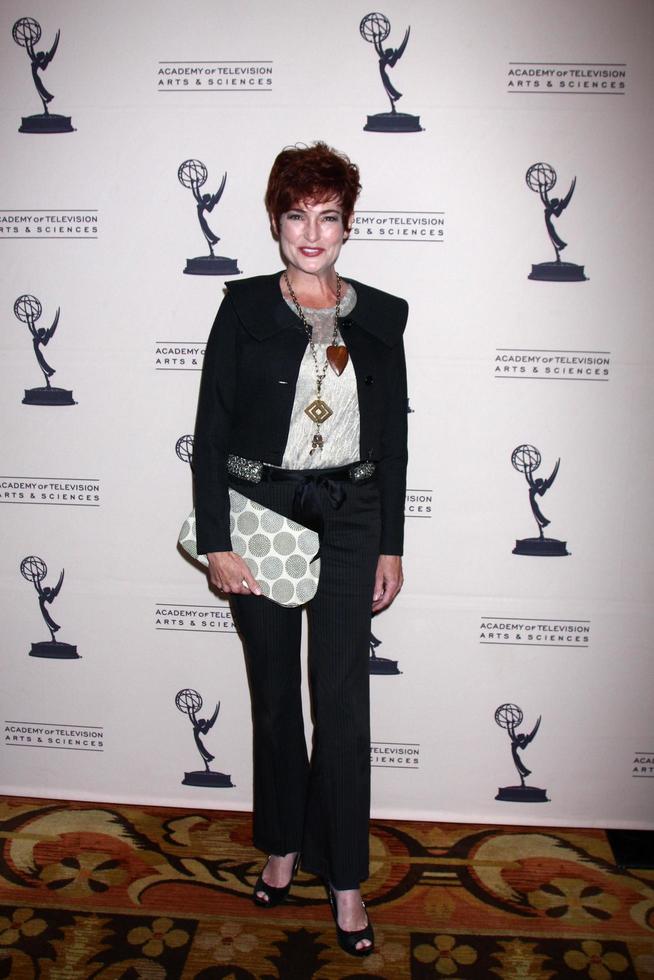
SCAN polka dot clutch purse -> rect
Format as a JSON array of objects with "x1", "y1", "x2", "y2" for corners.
[{"x1": 178, "y1": 490, "x2": 320, "y2": 607}]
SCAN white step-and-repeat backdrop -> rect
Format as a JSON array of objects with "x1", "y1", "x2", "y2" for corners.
[{"x1": 2, "y1": 0, "x2": 653, "y2": 829}]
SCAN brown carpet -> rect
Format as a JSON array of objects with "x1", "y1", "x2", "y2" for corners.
[{"x1": 1, "y1": 796, "x2": 653, "y2": 978}]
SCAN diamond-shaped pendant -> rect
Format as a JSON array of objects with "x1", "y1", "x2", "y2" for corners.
[{"x1": 305, "y1": 398, "x2": 333, "y2": 424}]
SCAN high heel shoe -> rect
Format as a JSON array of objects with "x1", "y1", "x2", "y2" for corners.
[
  {"x1": 252, "y1": 853, "x2": 300, "y2": 908},
  {"x1": 327, "y1": 886, "x2": 374, "y2": 957}
]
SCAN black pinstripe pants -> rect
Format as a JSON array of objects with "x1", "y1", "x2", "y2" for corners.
[{"x1": 231, "y1": 475, "x2": 381, "y2": 890}]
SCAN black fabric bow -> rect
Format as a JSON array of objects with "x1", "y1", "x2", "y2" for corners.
[{"x1": 292, "y1": 474, "x2": 347, "y2": 539}]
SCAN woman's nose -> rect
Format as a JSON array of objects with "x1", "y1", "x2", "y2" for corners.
[{"x1": 304, "y1": 218, "x2": 320, "y2": 242}]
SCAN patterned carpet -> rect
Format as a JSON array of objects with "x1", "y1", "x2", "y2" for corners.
[{"x1": 1, "y1": 797, "x2": 653, "y2": 979}]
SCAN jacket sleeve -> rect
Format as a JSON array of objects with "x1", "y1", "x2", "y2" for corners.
[
  {"x1": 378, "y1": 303, "x2": 409, "y2": 556},
  {"x1": 193, "y1": 293, "x2": 238, "y2": 554}
]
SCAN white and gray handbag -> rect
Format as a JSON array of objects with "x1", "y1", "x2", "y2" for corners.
[{"x1": 178, "y1": 489, "x2": 320, "y2": 607}]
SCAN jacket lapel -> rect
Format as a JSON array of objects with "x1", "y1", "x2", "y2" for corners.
[
  {"x1": 226, "y1": 273, "x2": 303, "y2": 340},
  {"x1": 225, "y1": 272, "x2": 406, "y2": 347},
  {"x1": 343, "y1": 277, "x2": 407, "y2": 348}
]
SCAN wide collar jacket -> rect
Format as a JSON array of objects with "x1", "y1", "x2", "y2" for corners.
[{"x1": 193, "y1": 272, "x2": 409, "y2": 556}]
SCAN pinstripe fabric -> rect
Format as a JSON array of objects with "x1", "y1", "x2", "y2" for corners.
[{"x1": 231, "y1": 475, "x2": 381, "y2": 889}]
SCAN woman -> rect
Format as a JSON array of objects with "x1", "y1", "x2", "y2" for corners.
[{"x1": 193, "y1": 142, "x2": 408, "y2": 956}]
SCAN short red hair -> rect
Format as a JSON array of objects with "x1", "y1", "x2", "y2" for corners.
[{"x1": 265, "y1": 142, "x2": 361, "y2": 231}]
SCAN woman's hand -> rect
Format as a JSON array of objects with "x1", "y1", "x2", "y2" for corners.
[
  {"x1": 205, "y1": 552, "x2": 262, "y2": 596},
  {"x1": 372, "y1": 555, "x2": 403, "y2": 613}
]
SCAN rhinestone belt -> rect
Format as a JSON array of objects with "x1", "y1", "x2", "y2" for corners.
[{"x1": 226, "y1": 454, "x2": 376, "y2": 486}]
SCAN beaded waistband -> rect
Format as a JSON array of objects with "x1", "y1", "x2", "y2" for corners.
[{"x1": 226, "y1": 454, "x2": 376, "y2": 486}]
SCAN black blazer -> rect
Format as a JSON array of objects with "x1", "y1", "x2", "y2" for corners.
[{"x1": 193, "y1": 272, "x2": 409, "y2": 556}]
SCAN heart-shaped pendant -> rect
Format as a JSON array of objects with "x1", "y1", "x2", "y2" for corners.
[{"x1": 326, "y1": 345, "x2": 348, "y2": 376}]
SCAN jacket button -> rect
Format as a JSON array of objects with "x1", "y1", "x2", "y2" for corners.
[
  {"x1": 340, "y1": 318, "x2": 353, "y2": 329},
  {"x1": 365, "y1": 375, "x2": 374, "y2": 385}
]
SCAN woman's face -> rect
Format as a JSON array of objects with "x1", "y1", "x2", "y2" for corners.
[{"x1": 276, "y1": 197, "x2": 347, "y2": 279}]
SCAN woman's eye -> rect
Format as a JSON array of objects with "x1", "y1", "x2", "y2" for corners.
[{"x1": 323, "y1": 215, "x2": 340, "y2": 222}]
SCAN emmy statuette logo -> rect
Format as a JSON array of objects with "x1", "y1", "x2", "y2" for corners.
[
  {"x1": 512, "y1": 445, "x2": 570, "y2": 556},
  {"x1": 20, "y1": 556, "x2": 79, "y2": 659},
  {"x1": 526, "y1": 163, "x2": 587, "y2": 281},
  {"x1": 495, "y1": 703, "x2": 549, "y2": 802},
  {"x1": 178, "y1": 159, "x2": 241, "y2": 276},
  {"x1": 369, "y1": 630, "x2": 401, "y2": 675},
  {"x1": 12, "y1": 17, "x2": 75, "y2": 133},
  {"x1": 359, "y1": 13, "x2": 423, "y2": 133},
  {"x1": 175, "y1": 689, "x2": 233, "y2": 787},
  {"x1": 175, "y1": 434, "x2": 194, "y2": 468},
  {"x1": 15, "y1": 295, "x2": 76, "y2": 405}
]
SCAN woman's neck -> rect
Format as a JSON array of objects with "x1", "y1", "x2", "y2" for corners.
[{"x1": 281, "y1": 268, "x2": 340, "y2": 309}]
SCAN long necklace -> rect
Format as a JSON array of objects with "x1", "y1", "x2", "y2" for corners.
[{"x1": 283, "y1": 271, "x2": 348, "y2": 455}]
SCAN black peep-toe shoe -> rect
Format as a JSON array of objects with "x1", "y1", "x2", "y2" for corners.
[
  {"x1": 252, "y1": 853, "x2": 300, "y2": 908},
  {"x1": 327, "y1": 886, "x2": 374, "y2": 957}
]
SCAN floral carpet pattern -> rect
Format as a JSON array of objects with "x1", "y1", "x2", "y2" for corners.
[{"x1": 1, "y1": 797, "x2": 653, "y2": 978}]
